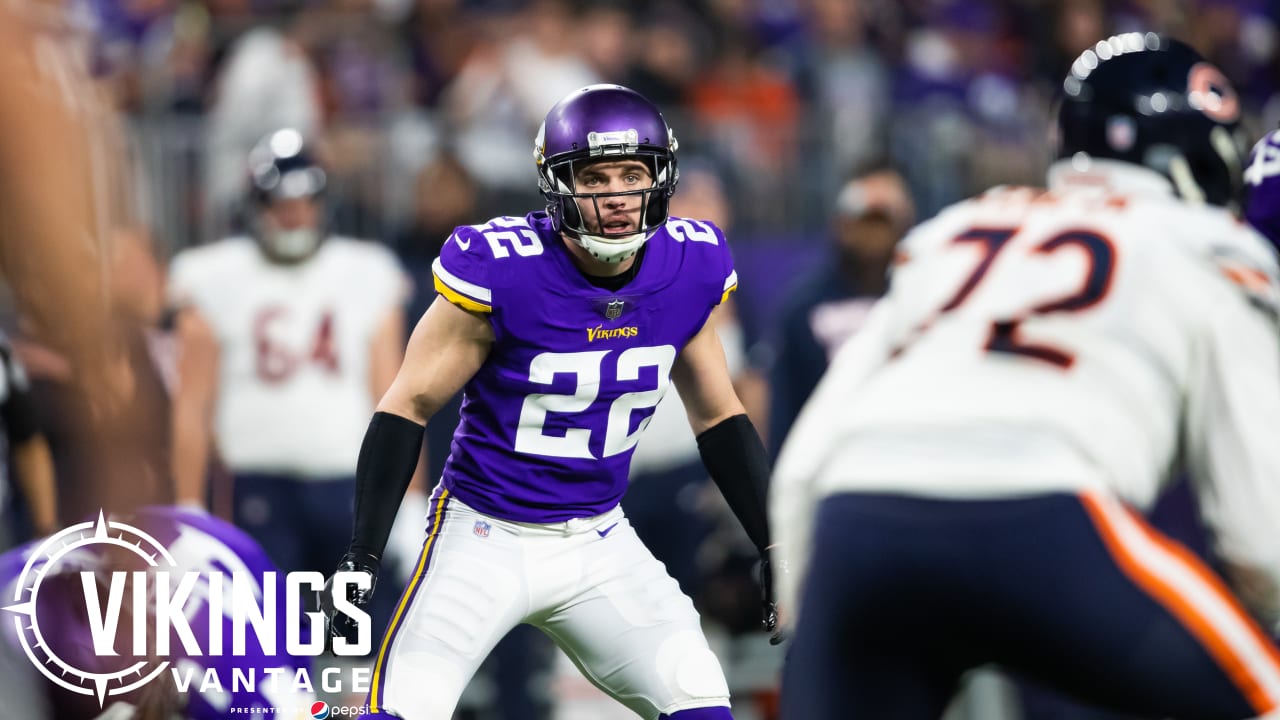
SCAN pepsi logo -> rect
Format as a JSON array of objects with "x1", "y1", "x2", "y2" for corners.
[{"x1": 310, "y1": 701, "x2": 330, "y2": 719}]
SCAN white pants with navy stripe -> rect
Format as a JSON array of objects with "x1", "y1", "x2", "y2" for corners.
[{"x1": 368, "y1": 489, "x2": 731, "y2": 720}]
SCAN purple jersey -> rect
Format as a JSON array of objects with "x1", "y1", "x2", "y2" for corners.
[
  {"x1": 1246, "y1": 128, "x2": 1280, "y2": 248},
  {"x1": 431, "y1": 212, "x2": 737, "y2": 522}
]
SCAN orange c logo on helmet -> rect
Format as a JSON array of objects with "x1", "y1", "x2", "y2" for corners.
[{"x1": 1187, "y1": 62, "x2": 1239, "y2": 123}]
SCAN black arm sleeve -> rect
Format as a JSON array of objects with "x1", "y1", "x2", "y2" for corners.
[
  {"x1": 349, "y1": 411, "x2": 425, "y2": 560},
  {"x1": 696, "y1": 413, "x2": 771, "y2": 551}
]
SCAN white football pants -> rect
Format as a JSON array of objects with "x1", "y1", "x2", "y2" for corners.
[{"x1": 367, "y1": 488, "x2": 732, "y2": 720}]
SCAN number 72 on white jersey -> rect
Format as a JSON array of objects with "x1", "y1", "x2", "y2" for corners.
[{"x1": 894, "y1": 226, "x2": 1116, "y2": 369}]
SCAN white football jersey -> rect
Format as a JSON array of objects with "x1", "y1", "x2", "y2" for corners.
[
  {"x1": 773, "y1": 159, "x2": 1280, "y2": 620},
  {"x1": 169, "y1": 237, "x2": 408, "y2": 477}
]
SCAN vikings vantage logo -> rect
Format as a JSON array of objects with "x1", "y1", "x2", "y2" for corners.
[{"x1": 2, "y1": 512, "x2": 175, "y2": 707}]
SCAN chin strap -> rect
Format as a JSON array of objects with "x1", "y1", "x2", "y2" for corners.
[{"x1": 576, "y1": 231, "x2": 648, "y2": 264}]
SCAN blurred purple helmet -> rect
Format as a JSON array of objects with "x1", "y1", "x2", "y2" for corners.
[
  {"x1": 534, "y1": 84, "x2": 679, "y2": 263},
  {"x1": 1, "y1": 507, "x2": 312, "y2": 719},
  {"x1": 1245, "y1": 128, "x2": 1280, "y2": 248}
]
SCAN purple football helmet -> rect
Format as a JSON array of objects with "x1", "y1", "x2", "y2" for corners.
[
  {"x1": 534, "y1": 84, "x2": 679, "y2": 263},
  {"x1": 1245, "y1": 128, "x2": 1280, "y2": 248}
]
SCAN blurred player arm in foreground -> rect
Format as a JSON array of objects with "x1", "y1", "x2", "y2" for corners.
[
  {"x1": 324, "y1": 296, "x2": 492, "y2": 638},
  {"x1": 769, "y1": 291, "x2": 898, "y2": 628},
  {"x1": 0, "y1": 5, "x2": 118, "y2": 384},
  {"x1": 1183, "y1": 257, "x2": 1280, "y2": 630},
  {"x1": 670, "y1": 304, "x2": 780, "y2": 639},
  {"x1": 171, "y1": 307, "x2": 220, "y2": 508}
]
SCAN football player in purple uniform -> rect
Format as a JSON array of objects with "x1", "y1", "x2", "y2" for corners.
[
  {"x1": 1245, "y1": 127, "x2": 1280, "y2": 247},
  {"x1": 323, "y1": 84, "x2": 776, "y2": 720}
]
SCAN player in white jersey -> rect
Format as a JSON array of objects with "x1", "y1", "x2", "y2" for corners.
[
  {"x1": 773, "y1": 34, "x2": 1280, "y2": 719},
  {"x1": 168, "y1": 129, "x2": 414, "y2": 584}
]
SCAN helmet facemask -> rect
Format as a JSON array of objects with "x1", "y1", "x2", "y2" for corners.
[
  {"x1": 537, "y1": 124, "x2": 679, "y2": 264},
  {"x1": 254, "y1": 190, "x2": 326, "y2": 263}
]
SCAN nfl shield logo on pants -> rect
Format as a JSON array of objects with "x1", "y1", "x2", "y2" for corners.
[
  {"x1": 605, "y1": 299, "x2": 624, "y2": 320},
  {"x1": 473, "y1": 520, "x2": 491, "y2": 538}
]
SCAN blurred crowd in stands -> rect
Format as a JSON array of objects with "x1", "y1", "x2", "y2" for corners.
[
  {"x1": 71, "y1": 0, "x2": 1279, "y2": 366},
  {"x1": 90, "y1": 0, "x2": 1279, "y2": 240}
]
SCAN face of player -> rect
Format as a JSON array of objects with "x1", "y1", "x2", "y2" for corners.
[
  {"x1": 836, "y1": 211, "x2": 901, "y2": 267},
  {"x1": 259, "y1": 195, "x2": 323, "y2": 262},
  {"x1": 263, "y1": 196, "x2": 321, "y2": 232},
  {"x1": 572, "y1": 159, "x2": 653, "y2": 236}
]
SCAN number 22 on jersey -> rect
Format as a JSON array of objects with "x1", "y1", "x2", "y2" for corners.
[
  {"x1": 515, "y1": 345, "x2": 676, "y2": 459},
  {"x1": 899, "y1": 227, "x2": 1117, "y2": 369}
]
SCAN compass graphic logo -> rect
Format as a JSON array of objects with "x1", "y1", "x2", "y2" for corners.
[{"x1": 1, "y1": 511, "x2": 176, "y2": 707}]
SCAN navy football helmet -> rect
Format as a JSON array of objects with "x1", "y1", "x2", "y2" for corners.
[
  {"x1": 246, "y1": 128, "x2": 328, "y2": 262},
  {"x1": 1057, "y1": 33, "x2": 1247, "y2": 208},
  {"x1": 534, "y1": 84, "x2": 679, "y2": 263},
  {"x1": 1245, "y1": 127, "x2": 1280, "y2": 248}
]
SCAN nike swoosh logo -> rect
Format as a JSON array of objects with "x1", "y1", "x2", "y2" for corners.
[
  {"x1": 455, "y1": 234, "x2": 471, "y2": 250},
  {"x1": 596, "y1": 522, "x2": 619, "y2": 538}
]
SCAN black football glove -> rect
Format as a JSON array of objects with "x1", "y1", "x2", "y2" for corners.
[
  {"x1": 320, "y1": 551, "x2": 379, "y2": 647},
  {"x1": 760, "y1": 550, "x2": 786, "y2": 646}
]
